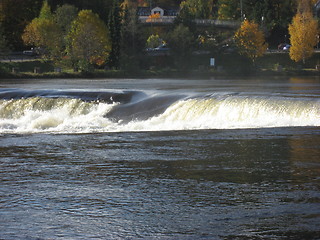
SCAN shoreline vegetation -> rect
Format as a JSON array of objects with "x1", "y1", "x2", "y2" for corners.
[
  {"x1": 1, "y1": 1, "x2": 319, "y2": 80},
  {"x1": 1, "y1": 52, "x2": 319, "y2": 79},
  {"x1": 1, "y1": 66, "x2": 320, "y2": 80}
]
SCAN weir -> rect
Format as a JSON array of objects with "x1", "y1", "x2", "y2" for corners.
[
  {"x1": 0, "y1": 89, "x2": 139, "y2": 104},
  {"x1": 0, "y1": 88, "x2": 319, "y2": 134}
]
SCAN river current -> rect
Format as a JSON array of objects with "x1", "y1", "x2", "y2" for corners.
[{"x1": 0, "y1": 77, "x2": 319, "y2": 239}]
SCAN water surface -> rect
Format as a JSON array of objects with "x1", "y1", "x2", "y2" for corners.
[{"x1": 0, "y1": 77, "x2": 319, "y2": 239}]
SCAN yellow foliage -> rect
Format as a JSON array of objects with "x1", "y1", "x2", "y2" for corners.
[
  {"x1": 234, "y1": 20, "x2": 268, "y2": 62},
  {"x1": 288, "y1": 11, "x2": 318, "y2": 63}
]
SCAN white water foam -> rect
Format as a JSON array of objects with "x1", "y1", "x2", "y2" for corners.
[
  {"x1": 133, "y1": 97, "x2": 320, "y2": 131},
  {"x1": 0, "y1": 97, "x2": 116, "y2": 134},
  {"x1": 0, "y1": 95, "x2": 319, "y2": 134}
]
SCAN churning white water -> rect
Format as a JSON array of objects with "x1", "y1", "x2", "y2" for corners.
[{"x1": 0, "y1": 91, "x2": 319, "y2": 134}]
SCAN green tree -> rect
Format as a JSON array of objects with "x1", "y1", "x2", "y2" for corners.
[
  {"x1": 217, "y1": 0, "x2": 240, "y2": 20},
  {"x1": 48, "y1": 0, "x2": 114, "y2": 22},
  {"x1": 66, "y1": 10, "x2": 111, "y2": 72},
  {"x1": 288, "y1": 6, "x2": 318, "y2": 63},
  {"x1": 234, "y1": 19, "x2": 268, "y2": 63},
  {"x1": 179, "y1": 0, "x2": 217, "y2": 19},
  {"x1": 54, "y1": 4, "x2": 78, "y2": 59},
  {"x1": 55, "y1": 4, "x2": 78, "y2": 34},
  {"x1": 166, "y1": 24, "x2": 196, "y2": 69},
  {"x1": 108, "y1": 0, "x2": 122, "y2": 69},
  {"x1": 175, "y1": 2, "x2": 196, "y2": 32}
]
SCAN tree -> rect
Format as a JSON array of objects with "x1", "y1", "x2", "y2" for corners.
[
  {"x1": 175, "y1": 2, "x2": 196, "y2": 32},
  {"x1": 146, "y1": 34, "x2": 163, "y2": 48},
  {"x1": 22, "y1": 1, "x2": 63, "y2": 58},
  {"x1": 179, "y1": 0, "x2": 217, "y2": 19},
  {"x1": 55, "y1": 4, "x2": 78, "y2": 34},
  {"x1": 47, "y1": 0, "x2": 114, "y2": 22},
  {"x1": 234, "y1": 20, "x2": 268, "y2": 63},
  {"x1": 166, "y1": 24, "x2": 196, "y2": 69},
  {"x1": 217, "y1": 0, "x2": 240, "y2": 20},
  {"x1": 108, "y1": 0, "x2": 122, "y2": 69},
  {"x1": 288, "y1": 5, "x2": 318, "y2": 63},
  {"x1": 66, "y1": 10, "x2": 111, "y2": 72},
  {"x1": 120, "y1": 6, "x2": 144, "y2": 71}
]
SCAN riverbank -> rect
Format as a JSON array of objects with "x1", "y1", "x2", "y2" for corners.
[
  {"x1": 1, "y1": 52, "x2": 319, "y2": 79},
  {"x1": 1, "y1": 66, "x2": 319, "y2": 80}
]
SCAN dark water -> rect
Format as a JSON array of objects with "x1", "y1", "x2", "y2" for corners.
[{"x1": 0, "y1": 77, "x2": 320, "y2": 239}]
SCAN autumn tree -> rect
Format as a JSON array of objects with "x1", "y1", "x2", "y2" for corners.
[
  {"x1": 146, "y1": 34, "x2": 163, "y2": 48},
  {"x1": 288, "y1": 3, "x2": 318, "y2": 63},
  {"x1": 22, "y1": 1, "x2": 62, "y2": 58},
  {"x1": 66, "y1": 10, "x2": 111, "y2": 72},
  {"x1": 234, "y1": 20, "x2": 268, "y2": 63}
]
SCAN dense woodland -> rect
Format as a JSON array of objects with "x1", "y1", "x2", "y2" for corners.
[{"x1": 0, "y1": 0, "x2": 319, "y2": 72}]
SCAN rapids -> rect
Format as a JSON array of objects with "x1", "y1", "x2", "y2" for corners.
[{"x1": 0, "y1": 88, "x2": 319, "y2": 134}]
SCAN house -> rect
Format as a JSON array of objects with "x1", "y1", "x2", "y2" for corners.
[{"x1": 137, "y1": 6, "x2": 179, "y2": 22}]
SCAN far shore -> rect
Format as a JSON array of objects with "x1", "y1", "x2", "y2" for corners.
[
  {"x1": 1, "y1": 68, "x2": 320, "y2": 80},
  {"x1": 1, "y1": 51, "x2": 320, "y2": 80}
]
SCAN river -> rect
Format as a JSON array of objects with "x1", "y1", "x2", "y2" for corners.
[{"x1": 0, "y1": 77, "x2": 319, "y2": 239}]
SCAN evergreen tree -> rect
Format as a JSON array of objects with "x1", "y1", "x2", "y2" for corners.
[
  {"x1": 39, "y1": 0, "x2": 53, "y2": 19},
  {"x1": 108, "y1": 0, "x2": 122, "y2": 69},
  {"x1": 120, "y1": 6, "x2": 144, "y2": 71}
]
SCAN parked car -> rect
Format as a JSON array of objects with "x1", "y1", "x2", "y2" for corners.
[
  {"x1": 23, "y1": 47, "x2": 43, "y2": 56},
  {"x1": 154, "y1": 44, "x2": 170, "y2": 51},
  {"x1": 283, "y1": 44, "x2": 291, "y2": 51},
  {"x1": 278, "y1": 43, "x2": 286, "y2": 50}
]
